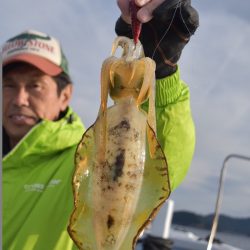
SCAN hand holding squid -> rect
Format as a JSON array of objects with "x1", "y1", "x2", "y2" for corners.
[{"x1": 116, "y1": 0, "x2": 199, "y2": 78}]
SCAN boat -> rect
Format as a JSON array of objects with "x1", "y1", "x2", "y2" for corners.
[
  {"x1": 135, "y1": 201, "x2": 243, "y2": 250},
  {"x1": 135, "y1": 154, "x2": 250, "y2": 250}
]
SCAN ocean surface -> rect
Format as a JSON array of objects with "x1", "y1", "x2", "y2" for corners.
[{"x1": 174, "y1": 225, "x2": 250, "y2": 250}]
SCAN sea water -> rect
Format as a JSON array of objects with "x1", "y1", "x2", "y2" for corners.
[{"x1": 178, "y1": 225, "x2": 250, "y2": 250}]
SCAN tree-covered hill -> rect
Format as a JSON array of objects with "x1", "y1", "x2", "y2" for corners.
[{"x1": 173, "y1": 211, "x2": 250, "y2": 236}]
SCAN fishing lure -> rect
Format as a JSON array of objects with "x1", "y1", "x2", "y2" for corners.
[
  {"x1": 68, "y1": 36, "x2": 171, "y2": 250},
  {"x1": 129, "y1": 0, "x2": 183, "y2": 45},
  {"x1": 129, "y1": 0, "x2": 142, "y2": 45}
]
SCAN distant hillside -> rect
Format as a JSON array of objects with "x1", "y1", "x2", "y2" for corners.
[{"x1": 172, "y1": 211, "x2": 250, "y2": 236}]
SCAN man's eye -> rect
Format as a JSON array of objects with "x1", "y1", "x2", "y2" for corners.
[{"x1": 30, "y1": 82, "x2": 42, "y2": 89}]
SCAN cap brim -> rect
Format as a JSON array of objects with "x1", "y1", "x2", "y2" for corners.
[{"x1": 3, "y1": 53, "x2": 63, "y2": 76}]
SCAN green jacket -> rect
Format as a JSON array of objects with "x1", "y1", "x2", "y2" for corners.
[
  {"x1": 2, "y1": 108, "x2": 85, "y2": 250},
  {"x1": 2, "y1": 68, "x2": 195, "y2": 250},
  {"x1": 153, "y1": 67, "x2": 195, "y2": 190}
]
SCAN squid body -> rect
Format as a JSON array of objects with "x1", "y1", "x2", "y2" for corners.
[{"x1": 68, "y1": 36, "x2": 171, "y2": 250}]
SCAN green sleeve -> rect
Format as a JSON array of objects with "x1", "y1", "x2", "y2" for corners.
[{"x1": 143, "y1": 67, "x2": 195, "y2": 191}]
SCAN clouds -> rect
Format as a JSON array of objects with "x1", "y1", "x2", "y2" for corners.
[
  {"x1": 195, "y1": 0, "x2": 250, "y2": 22},
  {"x1": 1, "y1": 0, "x2": 250, "y2": 217},
  {"x1": 172, "y1": 0, "x2": 250, "y2": 217}
]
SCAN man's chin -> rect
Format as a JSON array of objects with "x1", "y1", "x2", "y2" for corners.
[{"x1": 4, "y1": 123, "x2": 35, "y2": 142}]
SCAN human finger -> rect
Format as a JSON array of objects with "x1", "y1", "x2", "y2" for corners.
[
  {"x1": 134, "y1": 0, "x2": 151, "y2": 7},
  {"x1": 137, "y1": 0, "x2": 165, "y2": 22},
  {"x1": 117, "y1": 0, "x2": 131, "y2": 23}
]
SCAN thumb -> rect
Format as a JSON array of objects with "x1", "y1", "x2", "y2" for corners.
[{"x1": 137, "y1": 0, "x2": 165, "y2": 23}]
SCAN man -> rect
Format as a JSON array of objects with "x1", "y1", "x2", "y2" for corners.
[
  {"x1": 2, "y1": 30, "x2": 85, "y2": 250},
  {"x1": 2, "y1": 0, "x2": 199, "y2": 249}
]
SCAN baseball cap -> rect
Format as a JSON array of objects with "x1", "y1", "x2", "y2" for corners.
[{"x1": 2, "y1": 30, "x2": 70, "y2": 77}]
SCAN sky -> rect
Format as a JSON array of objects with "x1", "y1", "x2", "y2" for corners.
[{"x1": 1, "y1": 0, "x2": 250, "y2": 218}]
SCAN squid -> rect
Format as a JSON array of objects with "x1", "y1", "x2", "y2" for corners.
[{"x1": 68, "y1": 36, "x2": 171, "y2": 250}]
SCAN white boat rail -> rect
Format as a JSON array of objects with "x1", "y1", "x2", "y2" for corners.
[{"x1": 207, "y1": 154, "x2": 250, "y2": 250}]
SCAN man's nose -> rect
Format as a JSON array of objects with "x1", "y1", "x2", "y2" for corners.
[{"x1": 13, "y1": 87, "x2": 29, "y2": 106}]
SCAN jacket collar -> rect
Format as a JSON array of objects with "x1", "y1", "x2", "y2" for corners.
[{"x1": 2, "y1": 107, "x2": 84, "y2": 164}]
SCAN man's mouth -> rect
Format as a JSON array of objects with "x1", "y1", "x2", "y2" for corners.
[{"x1": 9, "y1": 114, "x2": 37, "y2": 125}]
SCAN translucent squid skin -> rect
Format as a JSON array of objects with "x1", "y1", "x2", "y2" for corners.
[
  {"x1": 92, "y1": 99, "x2": 147, "y2": 249},
  {"x1": 68, "y1": 37, "x2": 171, "y2": 250}
]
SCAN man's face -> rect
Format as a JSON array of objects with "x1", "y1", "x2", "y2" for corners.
[{"x1": 3, "y1": 63, "x2": 71, "y2": 146}]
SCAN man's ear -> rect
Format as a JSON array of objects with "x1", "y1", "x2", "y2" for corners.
[{"x1": 60, "y1": 84, "x2": 73, "y2": 111}]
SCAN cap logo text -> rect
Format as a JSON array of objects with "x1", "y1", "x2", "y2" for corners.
[{"x1": 3, "y1": 39, "x2": 55, "y2": 55}]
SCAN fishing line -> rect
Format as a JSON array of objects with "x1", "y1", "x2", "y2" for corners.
[
  {"x1": 179, "y1": 3, "x2": 192, "y2": 36},
  {"x1": 151, "y1": 0, "x2": 182, "y2": 59}
]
